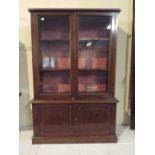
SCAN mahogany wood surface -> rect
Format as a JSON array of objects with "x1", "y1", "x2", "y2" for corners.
[
  {"x1": 29, "y1": 9, "x2": 120, "y2": 143},
  {"x1": 32, "y1": 102, "x2": 117, "y2": 143},
  {"x1": 32, "y1": 135, "x2": 117, "y2": 144},
  {"x1": 29, "y1": 8, "x2": 121, "y2": 13},
  {"x1": 130, "y1": 0, "x2": 135, "y2": 129}
]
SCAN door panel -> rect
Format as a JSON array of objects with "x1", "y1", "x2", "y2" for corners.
[
  {"x1": 77, "y1": 16, "x2": 112, "y2": 94},
  {"x1": 33, "y1": 104, "x2": 72, "y2": 136},
  {"x1": 38, "y1": 15, "x2": 71, "y2": 96},
  {"x1": 76, "y1": 103, "x2": 114, "y2": 136}
]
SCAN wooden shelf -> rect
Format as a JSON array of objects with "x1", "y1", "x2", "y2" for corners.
[
  {"x1": 79, "y1": 38, "x2": 109, "y2": 41},
  {"x1": 40, "y1": 38, "x2": 109, "y2": 42},
  {"x1": 79, "y1": 68, "x2": 108, "y2": 71},
  {"x1": 40, "y1": 39, "x2": 70, "y2": 42},
  {"x1": 40, "y1": 68, "x2": 70, "y2": 71},
  {"x1": 41, "y1": 68, "x2": 107, "y2": 71}
]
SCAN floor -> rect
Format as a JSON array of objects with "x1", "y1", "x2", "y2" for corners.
[{"x1": 19, "y1": 126, "x2": 135, "y2": 155}]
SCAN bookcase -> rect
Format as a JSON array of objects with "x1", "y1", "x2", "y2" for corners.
[{"x1": 29, "y1": 8, "x2": 120, "y2": 144}]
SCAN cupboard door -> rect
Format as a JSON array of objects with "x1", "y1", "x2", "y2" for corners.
[
  {"x1": 76, "y1": 103, "x2": 115, "y2": 136},
  {"x1": 77, "y1": 15, "x2": 112, "y2": 94},
  {"x1": 33, "y1": 104, "x2": 72, "y2": 137},
  {"x1": 38, "y1": 15, "x2": 71, "y2": 96}
]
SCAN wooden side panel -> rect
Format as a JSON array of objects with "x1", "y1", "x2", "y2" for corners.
[
  {"x1": 76, "y1": 103, "x2": 116, "y2": 136},
  {"x1": 32, "y1": 103, "x2": 73, "y2": 137},
  {"x1": 32, "y1": 104, "x2": 40, "y2": 136}
]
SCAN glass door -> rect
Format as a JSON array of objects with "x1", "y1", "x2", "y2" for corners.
[
  {"x1": 78, "y1": 15, "x2": 112, "y2": 94},
  {"x1": 38, "y1": 15, "x2": 71, "y2": 94}
]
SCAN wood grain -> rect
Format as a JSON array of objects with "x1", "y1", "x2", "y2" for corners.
[{"x1": 29, "y1": 9, "x2": 120, "y2": 143}]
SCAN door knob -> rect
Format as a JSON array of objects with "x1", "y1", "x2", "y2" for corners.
[{"x1": 74, "y1": 117, "x2": 78, "y2": 121}]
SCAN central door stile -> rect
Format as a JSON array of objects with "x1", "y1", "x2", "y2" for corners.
[{"x1": 71, "y1": 13, "x2": 78, "y2": 99}]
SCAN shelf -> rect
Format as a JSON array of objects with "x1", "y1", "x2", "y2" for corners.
[
  {"x1": 79, "y1": 68, "x2": 108, "y2": 71},
  {"x1": 79, "y1": 38, "x2": 109, "y2": 41},
  {"x1": 40, "y1": 38, "x2": 109, "y2": 42},
  {"x1": 40, "y1": 39, "x2": 70, "y2": 42},
  {"x1": 40, "y1": 68, "x2": 70, "y2": 71},
  {"x1": 41, "y1": 68, "x2": 107, "y2": 71}
]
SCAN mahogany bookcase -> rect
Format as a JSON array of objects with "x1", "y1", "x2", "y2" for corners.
[{"x1": 28, "y1": 8, "x2": 120, "y2": 144}]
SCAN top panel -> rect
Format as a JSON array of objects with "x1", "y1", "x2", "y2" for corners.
[{"x1": 28, "y1": 8, "x2": 121, "y2": 13}]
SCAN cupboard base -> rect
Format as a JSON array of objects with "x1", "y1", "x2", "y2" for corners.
[
  {"x1": 32, "y1": 135, "x2": 117, "y2": 144},
  {"x1": 32, "y1": 100, "x2": 117, "y2": 144}
]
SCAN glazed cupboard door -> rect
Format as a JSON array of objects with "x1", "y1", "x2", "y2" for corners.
[
  {"x1": 31, "y1": 12, "x2": 118, "y2": 99},
  {"x1": 31, "y1": 13, "x2": 72, "y2": 99},
  {"x1": 77, "y1": 14, "x2": 115, "y2": 97}
]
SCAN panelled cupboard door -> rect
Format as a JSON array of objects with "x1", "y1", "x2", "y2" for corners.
[
  {"x1": 32, "y1": 103, "x2": 116, "y2": 137},
  {"x1": 33, "y1": 104, "x2": 73, "y2": 137},
  {"x1": 75, "y1": 103, "x2": 116, "y2": 136}
]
